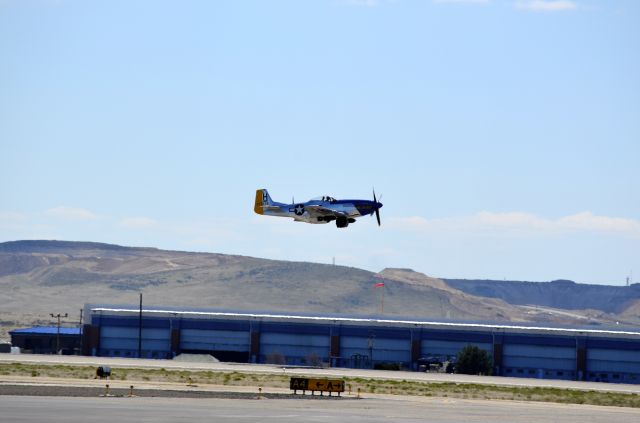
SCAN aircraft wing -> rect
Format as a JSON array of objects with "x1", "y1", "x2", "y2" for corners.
[{"x1": 304, "y1": 205, "x2": 347, "y2": 218}]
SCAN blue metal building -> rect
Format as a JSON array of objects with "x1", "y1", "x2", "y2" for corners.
[
  {"x1": 10, "y1": 326, "x2": 82, "y2": 354},
  {"x1": 83, "y1": 306, "x2": 640, "y2": 384}
]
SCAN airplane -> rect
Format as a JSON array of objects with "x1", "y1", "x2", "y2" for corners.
[{"x1": 254, "y1": 189, "x2": 383, "y2": 228}]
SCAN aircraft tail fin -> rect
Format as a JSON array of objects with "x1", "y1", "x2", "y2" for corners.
[{"x1": 254, "y1": 189, "x2": 275, "y2": 214}]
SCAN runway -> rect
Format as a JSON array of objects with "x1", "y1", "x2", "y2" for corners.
[
  {"x1": 2, "y1": 395, "x2": 639, "y2": 423},
  {"x1": 2, "y1": 353, "x2": 640, "y2": 395}
]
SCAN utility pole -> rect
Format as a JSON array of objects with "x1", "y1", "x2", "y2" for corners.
[
  {"x1": 138, "y1": 293, "x2": 143, "y2": 358},
  {"x1": 368, "y1": 333, "x2": 375, "y2": 369},
  {"x1": 50, "y1": 313, "x2": 68, "y2": 354}
]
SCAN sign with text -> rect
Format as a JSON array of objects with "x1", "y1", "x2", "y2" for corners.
[{"x1": 290, "y1": 377, "x2": 344, "y2": 393}]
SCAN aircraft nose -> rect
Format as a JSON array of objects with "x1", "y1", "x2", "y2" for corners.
[{"x1": 377, "y1": 202, "x2": 383, "y2": 209}]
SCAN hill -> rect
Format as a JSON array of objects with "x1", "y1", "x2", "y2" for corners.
[
  {"x1": 444, "y1": 278, "x2": 640, "y2": 314},
  {"x1": 1, "y1": 240, "x2": 638, "y2": 341}
]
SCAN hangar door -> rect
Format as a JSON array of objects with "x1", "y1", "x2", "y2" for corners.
[
  {"x1": 341, "y1": 336, "x2": 410, "y2": 367},
  {"x1": 587, "y1": 349, "x2": 640, "y2": 383},
  {"x1": 180, "y1": 329, "x2": 250, "y2": 362},
  {"x1": 502, "y1": 344, "x2": 575, "y2": 379},
  {"x1": 100, "y1": 326, "x2": 170, "y2": 358},
  {"x1": 421, "y1": 339, "x2": 492, "y2": 359},
  {"x1": 260, "y1": 332, "x2": 330, "y2": 365}
]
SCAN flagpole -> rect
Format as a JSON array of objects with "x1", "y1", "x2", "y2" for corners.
[{"x1": 373, "y1": 279, "x2": 385, "y2": 315}]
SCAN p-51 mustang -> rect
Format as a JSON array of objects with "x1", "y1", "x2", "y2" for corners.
[{"x1": 254, "y1": 189, "x2": 383, "y2": 228}]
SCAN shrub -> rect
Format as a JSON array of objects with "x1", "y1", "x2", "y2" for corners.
[
  {"x1": 455, "y1": 345, "x2": 492, "y2": 375},
  {"x1": 305, "y1": 352, "x2": 323, "y2": 367},
  {"x1": 265, "y1": 352, "x2": 286, "y2": 365},
  {"x1": 374, "y1": 362, "x2": 401, "y2": 371}
]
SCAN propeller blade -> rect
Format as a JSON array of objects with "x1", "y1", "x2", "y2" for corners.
[{"x1": 373, "y1": 188, "x2": 381, "y2": 226}]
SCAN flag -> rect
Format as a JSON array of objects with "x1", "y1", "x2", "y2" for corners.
[{"x1": 374, "y1": 282, "x2": 385, "y2": 288}]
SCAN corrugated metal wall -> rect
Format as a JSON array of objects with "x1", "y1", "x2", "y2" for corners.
[
  {"x1": 99, "y1": 326, "x2": 170, "y2": 358},
  {"x1": 587, "y1": 348, "x2": 640, "y2": 383},
  {"x1": 180, "y1": 329, "x2": 250, "y2": 353},
  {"x1": 421, "y1": 339, "x2": 492, "y2": 358},
  {"x1": 341, "y1": 336, "x2": 410, "y2": 365},
  {"x1": 88, "y1": 311, "x2": 640, "y2": 384},
  {"x1": 502, "y1": 344, "x2": 575, "y2": 379},
  {"x1": 261, "y1": 333, "x2": 330, "y2": 364}
]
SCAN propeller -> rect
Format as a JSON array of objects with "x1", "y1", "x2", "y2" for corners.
[{"x1": 373, "y1": 189, "x2": 382, "y2": 226}]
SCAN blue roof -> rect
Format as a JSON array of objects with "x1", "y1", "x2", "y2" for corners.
[{"x1": 9, "y1": 326, "x2": 81, "y2": 336}]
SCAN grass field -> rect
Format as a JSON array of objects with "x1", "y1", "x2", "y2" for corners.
[{"x1": 1, "y1": 362, "x2": 639, "y2": 408}]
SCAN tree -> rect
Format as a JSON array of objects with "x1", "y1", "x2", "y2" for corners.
[{"x1": 455, "y1": 345, "x2": 492, "y2": 375}]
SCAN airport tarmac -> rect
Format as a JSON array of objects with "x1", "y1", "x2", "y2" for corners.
[
  {"x1": 2, "y1": 353, "x2": 640, "y2": 395},
  {"x1": 2, "y1": 394, "x2": 639, "y2": 423}
]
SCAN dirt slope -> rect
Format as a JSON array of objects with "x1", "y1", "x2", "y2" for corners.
[{"x1": 0, "y1": 240, "x2": 637, "y2": 341}]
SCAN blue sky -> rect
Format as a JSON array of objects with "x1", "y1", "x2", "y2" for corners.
[{"x1": 1, "y1": 0, "x2": 638, "y2": 285}]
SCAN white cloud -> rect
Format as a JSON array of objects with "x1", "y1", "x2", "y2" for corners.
[
  {"x1": 515, "y1": 0, "x2": 577, "y2": 12},
  {"x1": 45, "y1": 206, "x2": 98, "y2": 221},
  {"x1": 388, "y1": 211, "x2": 640, "y2": 239},
  {"x1": 118, "y1": 217, "x2": 158, "y2": 229},
  {"x1": 558, "y1": 212, "x2": 640, "y2": 234}
]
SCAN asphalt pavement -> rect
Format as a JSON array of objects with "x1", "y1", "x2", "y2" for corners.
[{"x1": 2, "y1": 394, "x2": 639, "y2": 423}]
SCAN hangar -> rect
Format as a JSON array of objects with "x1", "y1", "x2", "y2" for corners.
[
  {"x1": 10, "y1": 327, "x2": 81, "y2": 355},
  {"x1": 82, "y1": 305, "x2": 640, "y2": 384}
]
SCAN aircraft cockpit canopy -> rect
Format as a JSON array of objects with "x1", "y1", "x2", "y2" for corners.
[{"x1": 311, "y1": 196, "x2": 337, "y2": 203}]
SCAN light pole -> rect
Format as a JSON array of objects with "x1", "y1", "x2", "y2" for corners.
[
  {"x1": 368, "y1": 333, "x2": 375, "y2": 369},
  {"x1": 50, "y1": 313, "x2": 68, "y2": 354},
  {"x1": 138, "y1": 293, "x2": 143, "y2": 358}
]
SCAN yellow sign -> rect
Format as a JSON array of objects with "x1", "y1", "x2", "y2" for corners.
[{"x1": 308, "y1": 378, "x2": 344, "y2": 392}]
